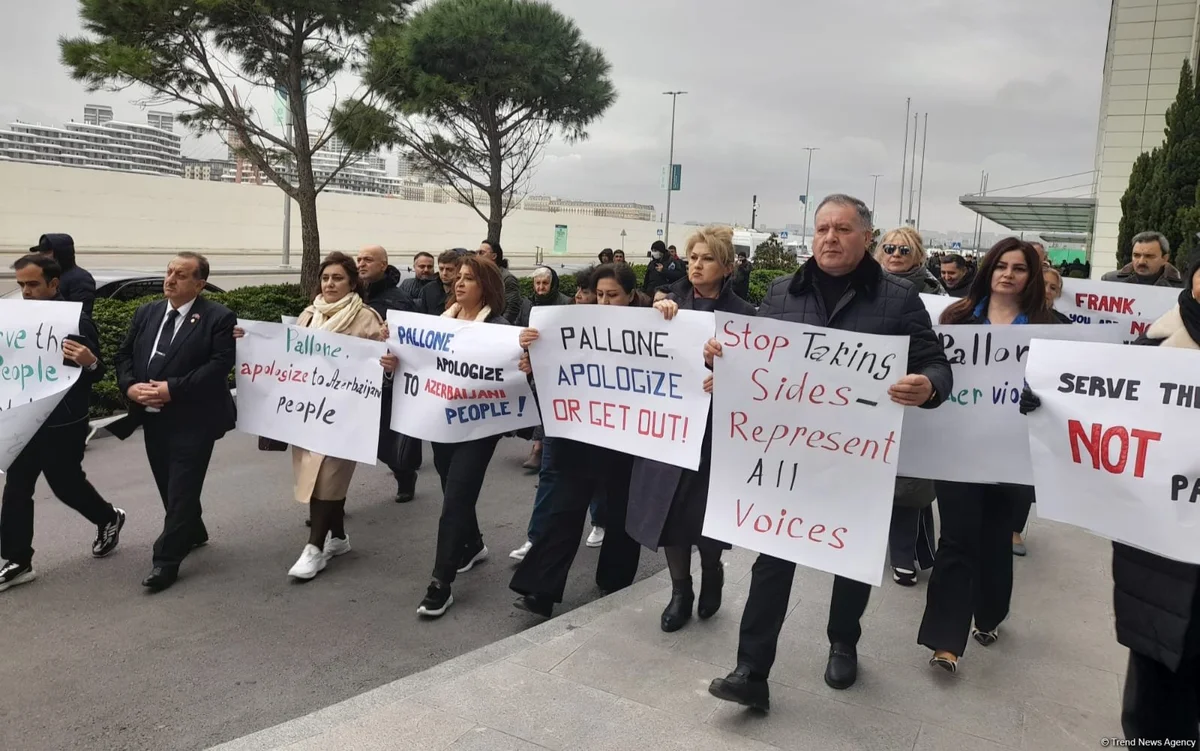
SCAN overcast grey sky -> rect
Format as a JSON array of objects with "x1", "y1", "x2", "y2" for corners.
[{"x1": 0, "y1": 0, "x2": 1111, "y2": 235}]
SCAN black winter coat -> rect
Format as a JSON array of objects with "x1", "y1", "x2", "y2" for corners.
[
  {"x1": 364, "y1": 266, "x2": 415, "y2": 319},
  {"x1": 756, "y1": 254, "x2": 953, "y2": 407},
  {"x1": 1112, "y1": 335, "x2": 1200, "y2": 671},
  {"x1": 417, "y1": 281, "x2": 451, "y2": 316},
  {"x1": 37, "y1": 234, "x2": 96, "y2": 316},
  {"x1": 46, "y1": 302, "x2": 105, "y2": 427}
]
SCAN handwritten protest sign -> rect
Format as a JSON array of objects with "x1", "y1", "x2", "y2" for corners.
[
  {"x1": 1057, "y1": 278, "x2": 1178, "y2": 343},
  {"x1": 235, "y1": 320, "x2": 385, "y2": 464},
  {"x1": 898, "y1": 324, "x2": 1126, "y2": 484},
  {"x1": 387, "y1": 311, "x2": 538, "y2": 443},
  {"x1": 526, "y1": 305, "x2": 714, "y2": 470},
  {"x1": 1026, "y1": 339, "x2": 1200, "y2": 564},
  {"x1": 0, "y1": 300, "x2": 82, "y2": 473},
  {"x1": 704, "y1": 313, "x2": 909, "y2": 586}
]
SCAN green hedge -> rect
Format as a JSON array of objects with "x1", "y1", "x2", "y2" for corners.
[
  {"x1": 519, "y1": 264, "x2": 791, "y2": 306},
  {"x1": 90, "y1": 283, "x2": 310, "y2": 417}
]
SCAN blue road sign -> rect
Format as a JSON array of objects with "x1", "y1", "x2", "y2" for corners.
[
  {"x1": 780, "y1": 231, "x2": 789, "y2": 239},
  {"x1": 657, "y1": 229, "x2": 664, "y2": 237}
]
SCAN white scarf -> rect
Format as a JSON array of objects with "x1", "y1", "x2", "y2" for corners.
[
  {"x1": 307, "y1": 292, "x2": 364, "y2": 333},
  {"x1": 443, "y1": 303, "x2": 492, "y2": 322},
  {"x1": 1146, "y1": 305, "x2": 1200, "y2": 350}
]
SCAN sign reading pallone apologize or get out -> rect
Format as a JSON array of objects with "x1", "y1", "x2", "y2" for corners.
[
  {"x1": 235, "y1": 320, "x2": 386, "y2": 464},
  {"x1": 1026, "y1": 339, "x2": 1200, "y2": 565},
  {"x1": 704, "y1": 313, "x2": 910, "y2": 586},
  {"x1": 898, "y1": 324, "x2": 1125, "y2": 485},
  {"x1": 1, "y1": 300, "x2": 83, "y2": 473},
  {"x1": 527, "y1": 305, "x2": 714, "y2": 470},
  {"x1": 387, "y1": 311, "x2": 539, "y2": 443}
]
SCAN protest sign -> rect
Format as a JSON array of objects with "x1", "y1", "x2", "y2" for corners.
[
  {"x1": 0, "y1": 300, "x2": 82, "y2": 473},
  {"x1": 387, "y1": 311, "x2": 538, "y2": 443},
  {"x1": 1056, "y1": 278, "x2": 1178, "y2": 343},
  {"x1": 527, "y1": 305, "x2": 713, "y2": 470},
  {"x1": 1026, "y1": 338, "x2": 1200, "y2": 565},
  {"x1": 898, "y1": 324, "x2": 1126, "y2": 484},
  {"x1": 704, "y1": 313, "x2": 909, "y2": 586},
  {"x1": 920, "y1": 293, "x2": 954, "y2": 323},
  {"x1": 235, "y1": 320, "x2": 386, "y2": 464}
]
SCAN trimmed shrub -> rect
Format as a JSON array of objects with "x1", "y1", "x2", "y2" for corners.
[{"x1": 90, "y1": 283, "x2": 310, "y2": 417}]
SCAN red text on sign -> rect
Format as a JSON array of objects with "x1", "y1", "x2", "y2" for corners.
[
  {"x1": 1073, "y1": 293, "x2": 1135, "y2": 315},
  {"x1": 1067, "y1": 420, "x2": 1161, "y2": 479},
  {"x1": 735, "y1": 499, "x2": 847, "y2": 549}
]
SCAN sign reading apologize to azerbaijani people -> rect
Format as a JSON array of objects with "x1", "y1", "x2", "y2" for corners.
[
  {"x1": 1056, "y1": 278, "x2": 1178, "y2": 342},
  {"x1": 898, "y1": 324, "x2": 1125, "y2": 484},
  {"x1": 1025, "y1": 338, "x2": 1200, "y2": 564},
  {"x1": 704, "y1": 313, "x2": 910, "y2": 586},
  {"x1": 526, "y1": 305, "x2": 714, "y2": 470},
  {"x1": 387, "y1": 311, "x2": 539, "y2": 443},
  {"x1": 0, "y1": 300, "x2": 83, "y2": 473},
  {"x1": 235, "y1": 320, "x2": 386, "y2": 464}
]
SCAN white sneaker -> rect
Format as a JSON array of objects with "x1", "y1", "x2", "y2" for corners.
[
  {"x1": 324, "y1": 533, "x2": 351, "y2": 558},
  {"x1": 586, "y1": 526, "x2": 605, "y2": 548},
  {"x1": 509, "y1": 541, "x2": 533, "y2": 561},
  {"x1": 288, "y1": 544, "x2": 327, "y2": 580}
]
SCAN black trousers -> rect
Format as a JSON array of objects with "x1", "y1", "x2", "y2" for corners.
[
  {"x1": 430, "y1": 436, "x2": 499, "y2": 585},
  {"x1": 143, "y1": 417, "x2": 215, "y2": 569},
  {"x1": 1012, "y1": 494, "x2": 1034, "y2": 535},
  {"x1": 510, "y1": 441, "x2": 640, "y2": 603},
  {"x1": 1, "y1": 421, "x2": 116, "y2": 565},
  {"x1": 736, "y1": 553, "x2": 872, "y2": 678},
  {"x1": 888, "y1": 505, "x2": 936, "y2": 571},
  {"x1": 1123, "y1": 650, "x2": 1200, "y2": 742},
  {"x1": 918, "y1": 481, "x2": 1031, "y2": 656}
]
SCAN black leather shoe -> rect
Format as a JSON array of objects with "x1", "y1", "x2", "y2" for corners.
[
  {"x1": 513, "y1": 594, "x2": 554, "y2": 618},
  {"x1": 141, "y1": 566, "x2": 178, "y2": 592},
  {"x1": 661, "y1": 579, "x2": 694, "y2": 632},
  {"x1": 708, "y1": 665, "x2": 769, "y2": 712},
  {"x1": 395, "y1": 471, "x2": 417, "y2": 503},
  {"x1": 191, "y1": 534, "x2": 209, "y2": 550},
  {"x1": 698, "y1": 565, "x2": 724, "y2": 619},
  {"x1": 824, "y1": 643, "x2": 858, "y2": 690}
]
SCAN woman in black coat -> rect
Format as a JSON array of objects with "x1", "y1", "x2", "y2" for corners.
[{"x1": 627, "y1": 226, "x2": 755, "y2": 632}]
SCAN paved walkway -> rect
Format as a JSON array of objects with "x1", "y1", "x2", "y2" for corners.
[{"x1": 213, "y1": 515, "x2": 1126, "y2": 751}]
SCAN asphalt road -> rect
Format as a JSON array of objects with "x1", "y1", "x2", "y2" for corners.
[{"x1": 0, "y1": 431, "x2": 664, "y2": 751}]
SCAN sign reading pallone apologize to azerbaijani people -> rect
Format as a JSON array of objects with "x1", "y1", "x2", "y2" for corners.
[
  {"x1": 387, "y1": 311, "x2": 539, "y2": 443},
  {"x1": 704, "y1": 313, "x2": 910, "y2": 586},
  {"x1": 526, "y1": 305, "x2": 714, "y2": 470},
  {"x1": 235, "y1": 320, "x2": 386, "y2": 464},
  {"x1": 0, "y1": 300, "x2": 82, "y2": 473},
  {"x1": 1026, "y1": 338, "x2": 1200, "y2": 565}
]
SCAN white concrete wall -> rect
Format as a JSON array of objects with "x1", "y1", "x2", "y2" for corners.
[
  {"x1": 1091, "y1": 0, "x2": 1200, "y2": 273},
  {"x1": 0, "y1": 160, "x2": 695, "y2": 271}
]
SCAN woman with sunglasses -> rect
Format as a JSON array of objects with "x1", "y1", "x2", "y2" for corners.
[
  {"x1": 919, "y1": 238, "x2": 1060, "y2": 674},
  {"x1": 873, "y1": 228, "x2": 943, "y2": 587}
]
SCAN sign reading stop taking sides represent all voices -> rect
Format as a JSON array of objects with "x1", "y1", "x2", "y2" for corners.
[{"x1": 704, "y1": 312, "x2": 909, "y2": 586}]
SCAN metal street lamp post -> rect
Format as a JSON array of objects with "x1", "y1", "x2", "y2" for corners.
[
  {"x1": 800, "y1": 147, "x2": 819, "y2": 248},
  {"x1": 870, "y1": 174, "x2": 883, "y2": 222},
  {"x1": 663, "y1": 91, "x2": 687, "y2": 249}
]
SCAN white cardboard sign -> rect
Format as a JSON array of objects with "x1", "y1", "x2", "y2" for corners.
[{"x1": 1056, "y1": 278, "x2": 1178, "y2": 343}]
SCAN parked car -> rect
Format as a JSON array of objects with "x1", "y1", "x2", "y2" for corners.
[{"x1": 1, "y1": 269, "x2": 227, "y2": 301}]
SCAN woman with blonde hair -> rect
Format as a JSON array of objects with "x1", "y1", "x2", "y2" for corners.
[{"x1": 874, "y1": 226, "x2": 945, "y2": 295}]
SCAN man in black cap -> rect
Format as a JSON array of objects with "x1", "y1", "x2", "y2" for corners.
[{"x1": 33, "y1": 234, "x2": 96, "y2": 316}]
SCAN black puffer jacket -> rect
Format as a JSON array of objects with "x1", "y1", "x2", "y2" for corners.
[
  {"x1": 37, "y1": 234, "x2": 96, "y2": 316},
  {"x1": 757, "y1": 254, "x2": 952, "y2": 408},
  {"x1": 364, "y1": 266, "x2": 414, "y2": 319},
  {"x1": 1112, "y1": 331, "x2": 1200, "y2": 671}
]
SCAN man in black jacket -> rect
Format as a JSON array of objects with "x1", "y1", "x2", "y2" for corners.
[
  {"x1": 732, "y1": 251, "x2": 752, "y2": 301},
  {"x1": 33, "y1": 233, "x2": 96, "y2": 316},
  {"x1": 114, "y1": 252, "x2": 236, "y2": 592},
  {"x1": 356, "y1": 244, "x2": 422, "y2": 502},
  {"x1": 643, "y1": 240, "x2": 685, "y2": 292},
  {"x1": 706, "y1": 194, "x2": 953, "y2": 711},
  {"x1": 418, "y1": 250, "x2": 461, "y2": 315},
  {"x1": 398, "y1": 252, "x2": 437, "y2": 304},
  {"x1": 0, "y1": 255, "x2": 125, "y2": 593},
  {"x1": 939, "y1": 253, "x2": 975, "y2": 298}
]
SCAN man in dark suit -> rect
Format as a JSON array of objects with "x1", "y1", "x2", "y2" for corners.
[
  {"x1": 113, "y1": 252, "x2": 236, "y2": 592},
  {"x1": 0, "y1": 255, "x2": 125, "y2": 594}
]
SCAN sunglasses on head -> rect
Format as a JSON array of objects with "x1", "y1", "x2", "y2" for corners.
[{"x1": 883, "y1": 244, "x2": 912, "y2": 256}]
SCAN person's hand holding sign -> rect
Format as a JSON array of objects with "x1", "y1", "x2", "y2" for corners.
[
  {"x1": 654, "y1": 299, "x2": 679, "y2": 320},
  {"x1": 703, "y1": 337, "x2": 722, "y2": 369},
  {"x1": 518, "y1": 328, "x2": 539, "y2": 349},
  {"x1": 380, "y1": 352, "x2": 399, "y2": 374},
  {"x1": 62, "y1": 338, "x2": 97, "y2": 369},
  {"x1": 887, "y1": 374, "x2": 934, "y2": 407}
]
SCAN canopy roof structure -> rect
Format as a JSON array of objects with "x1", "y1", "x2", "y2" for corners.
[{"x1": 958, "y1": 196, "x2": 1096, "y2": 234}]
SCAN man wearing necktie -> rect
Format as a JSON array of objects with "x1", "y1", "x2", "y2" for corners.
[{"x1": 113, "y1": 253, "x2": 236, "y2": 592}]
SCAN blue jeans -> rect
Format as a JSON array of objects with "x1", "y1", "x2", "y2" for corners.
[{"x1": 528, "y1": 437, "x2": 603, "y2": 543}]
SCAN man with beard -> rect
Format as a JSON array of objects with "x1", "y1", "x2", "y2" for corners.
[
  {"x1": 399, "y1": 252, "x2": 437, "y2": 304},
  {"x1": 1102, "y1": 232, "x2": 1184, "y2": 288}
]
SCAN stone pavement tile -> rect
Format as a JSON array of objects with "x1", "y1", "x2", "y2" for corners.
[
  {"x1": 1019, "y1": 697, "x2": 1122, "y2": 750},
  {"x1": 507, "y1": 625, "x2": 599, "y2": 673},
  {"x1": 550, "y1": 630, "x2": 727, "y2": 723},
  {"x1": 518, "y1": 575, "x2": 669, "y2": 646},
  {"x1": 707, "y1": 681, "x2": 921, "y2": 751},
  {"x1": 446, "y1": 726, "x2": 551, "y2": 750},
  {"x1": 410, "y1": 659, "x2": 780, "y2": 751},
  {"x1": 958, "y1": 650, "x2": 1122, "y2": 716},
  {"x1": 771, "y1": 652, "x2": 1024, "y2": 746},
  {"x1": 276, "y1": 700, "x2": 474, "y2": 751},
  {"x1": 912, "y1": 722, "x2": 1015, "y2": 750},
  {"x1": 578, "y1": 596, "x2": 688, "y2": 651}
]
